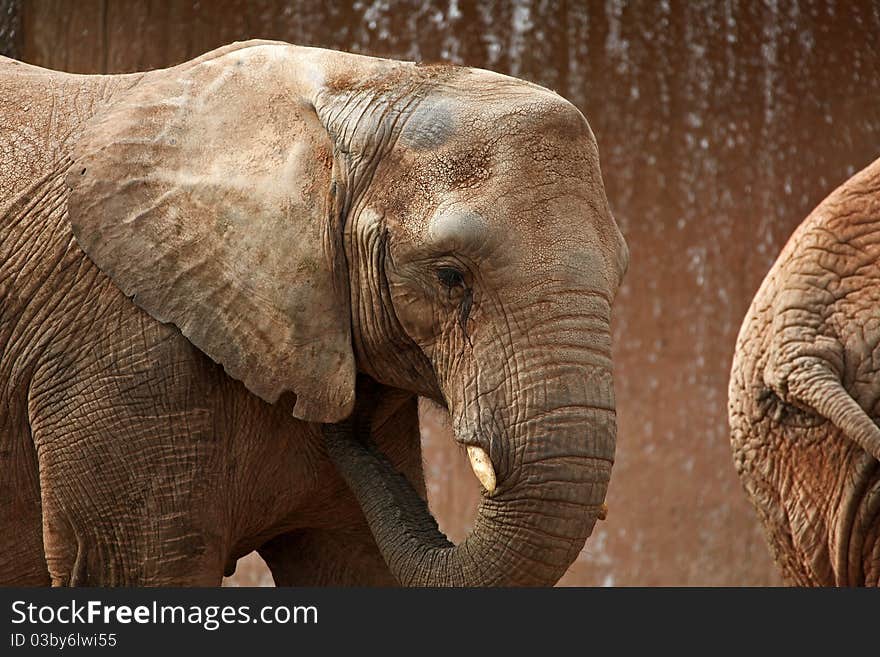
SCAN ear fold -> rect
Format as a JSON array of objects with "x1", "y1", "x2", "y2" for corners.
[{"x1": 66, "y1": 45, "x2": 355, "y2": 423}]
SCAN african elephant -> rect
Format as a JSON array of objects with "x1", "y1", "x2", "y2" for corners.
[
  {"x1": 729, "y1": 157, "x2": 880, "y2": 586},
  {"x1": 0, "y1": 40, "x2": 627, "y2": 587}
]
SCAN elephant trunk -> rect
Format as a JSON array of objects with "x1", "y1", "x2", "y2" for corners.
[{"x1": 324, "y1": 362, "x2": 615, "y2": 587}]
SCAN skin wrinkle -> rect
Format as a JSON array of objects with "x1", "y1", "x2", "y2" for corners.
[
  {"x1": 835, "y1": 451, "x2": 876, "y2": 585},
  {"x1": 5, "y1": 190, "x2": 84, "y2": 390}
]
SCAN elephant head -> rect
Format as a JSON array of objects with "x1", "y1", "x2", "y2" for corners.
[{"x1": 66, "y1": 41, "x2": 628, "y2": 586}]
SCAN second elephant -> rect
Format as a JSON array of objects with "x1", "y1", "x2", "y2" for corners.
[{"x1": 729, "y1": 156, "x2": 880, "y2": 586}]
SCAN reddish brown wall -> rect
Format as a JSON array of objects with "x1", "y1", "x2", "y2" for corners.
[
  {"x1": 0, "y1": 0, "x2": 20, "y2": 58},
  {"x1": 12, "y1": 0, "x2": 880, "y2": 585}
]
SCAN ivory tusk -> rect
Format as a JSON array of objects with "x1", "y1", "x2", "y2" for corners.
[{"x1": 466, "y1": 445, "x2": 497, "y2": 495}]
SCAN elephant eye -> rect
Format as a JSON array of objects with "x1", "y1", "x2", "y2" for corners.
[{"x1": 437, "y1": 267, "x2": 465, "y2": 289}]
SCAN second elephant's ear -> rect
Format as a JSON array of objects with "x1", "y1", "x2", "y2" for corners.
[{"x1": 66, "y1": 45, "x2": 355, "y2": 423}]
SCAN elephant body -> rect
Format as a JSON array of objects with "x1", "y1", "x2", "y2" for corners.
[
  {"x1": 729, "y1": 157, "x2": 880, "y2": 586},
  {"x1": 0, "y1": 51, "x2": 422, "y2": 586},
  {"x1": 1, "y1": 42, "x2": 627, "y2": 586}
]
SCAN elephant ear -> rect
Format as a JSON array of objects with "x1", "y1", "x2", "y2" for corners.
[{"x1": 65, "y1": 46, "x2": 355, "y2": 423}]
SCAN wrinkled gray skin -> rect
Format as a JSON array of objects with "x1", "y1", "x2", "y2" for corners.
[
  {"x1": 729, "y1": 157, "x2": 880, "y2": 586},
  {"x1": 0, "y1": 41, "x2": 627, "y2": 586}
]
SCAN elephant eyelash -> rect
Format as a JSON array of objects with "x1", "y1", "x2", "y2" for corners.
[
  {"x1": 437, "y1": 266, "x2": 466, "y2": 289},
  {"x1": 435, "y1": 266, "x2": 474, "y2": 343}
]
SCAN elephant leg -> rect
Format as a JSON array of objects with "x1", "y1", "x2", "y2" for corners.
[
  {"x1": 29, "y1": 321, "x2": 230, "y2": 586},
  {"x1": 32, "y1": 402, "x2": 228, "y2": 586},
  {"x1": 33, "y1": 416, "x2": 229, "y2": 587},
  {"x1": 0, "y1": 478, "x2": 49, "y2": 585},
  {"x1": 36, "y1": 477, "x2": 226, "y2": 587},
  {"x1": 258, "y1": 527, "x2": 396, "y2": 586},
  {"x1": 0, "y1": 400, "x2": 49, "y2": 585}
]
